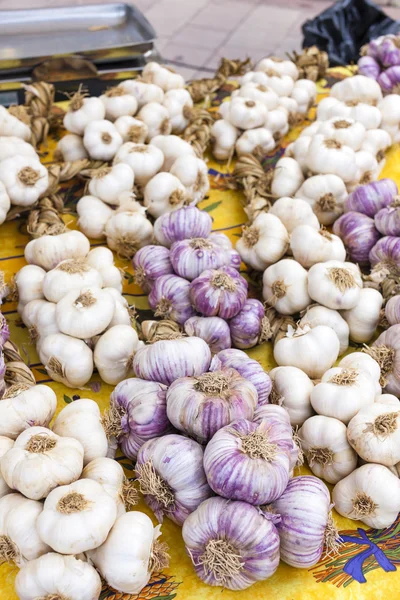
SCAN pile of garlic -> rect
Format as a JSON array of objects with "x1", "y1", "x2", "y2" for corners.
[
  {"x1": 211, "y1": 56, "x2": 317, "y2": 160},
  {"x1": 16, "y1": 233, "x2": 143, "y2": 387}
]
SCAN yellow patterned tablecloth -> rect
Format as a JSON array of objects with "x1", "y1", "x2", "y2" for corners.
[{"x1": 1, "y1": 67, "x2": 400, "y2": 600}]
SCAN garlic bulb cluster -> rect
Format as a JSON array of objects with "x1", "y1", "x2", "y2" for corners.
[{"x1": 18, "y1": 246, "x2": 140, "y2": 387}]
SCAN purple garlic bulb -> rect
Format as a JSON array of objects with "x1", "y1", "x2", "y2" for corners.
[
  {"x1": 386, "y1": 295, "x2": 400, "y2": 326},
  {"x1": 365, "y1": 37, "x2": 382, "y2": 60},
  {"x1": 108, "y1": 377, "x2": 171, "y2": 460},
  {"x1": 0, "y1": 315, "x2": 9, "y2": 348},
  {"x1": 333, "y1": 211, "x2": 380, "y2": 266},
  {"x1": 375, "y1": 199, "x2": 400, "y2": 236},
  {"x1": 369, "y1": 236, "x2": 400, "y2": 268},
  {"x1": 344, "y1": 179, "x2": 398, "y2": 217},
  {"x1": 229, "y1": 298, "x2": 267, "y2": 349},
  {"x1": 358, "y1": 56, "x2": 381, "y2": 79},
  {"x1": 203, "y1": 418, "x2": 291, "y2": 504},
  {"x1": 170, "y1": 238, "x2": 230, "y2": 281},
  {"x1": 0, "y1": 352, "x2": 5, "y2": 399},
  {"x1": 379, "y1": 37, "x2": 400, "y2": 67},
  {"x1": 182, "y1": 496, "x2": 280, "y2": 590},
  {"x1": 184, "y1": 316, "x2": 231, "y2": 354},
  {"x1": 378, "y1": 65, "x2": 400, "y2": 93},
  {"x1": 136, "y1": 434, "x2": 212, "y2": 526},
  {"x1": 148, "y1": 274, "x2": 196, "y2": 324},
  {"x1": 153, "y1": 206, "x2": 212, "y2": 248},
  {"x1": 190, "y1": 266, "x2": 248, "y2": 320},
  {"x1": 132, "y1": 245, "x2": 174, "y2": 293},
  {"x1": 211, "y1": 348, "x2": 272, "y2": 405}
]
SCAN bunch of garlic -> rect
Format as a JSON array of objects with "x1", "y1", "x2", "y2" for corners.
[
  {"x1": 211, "y1": 55, "x2": 317, "y2": 161},
  {"x1": 17, "y1": 242, "x2": 142, "y2": 387}
]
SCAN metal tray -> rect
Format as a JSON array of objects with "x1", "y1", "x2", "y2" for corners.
[{"x1": 0, "y1": 3, "x2": 156, "y2": 63}]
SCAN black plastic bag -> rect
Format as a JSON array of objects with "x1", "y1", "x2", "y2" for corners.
[{"x1": 302, "y1": 0, "x2": 400, "y2": 66}]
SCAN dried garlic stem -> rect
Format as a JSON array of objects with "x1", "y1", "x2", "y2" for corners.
[{"x1": 271, "y1": 279, "x2": 287, "y2": 299}]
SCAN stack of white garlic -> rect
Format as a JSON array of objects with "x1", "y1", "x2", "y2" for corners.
[
  {"x1": 17, "y1": 235, "x2": 143, "y2": 387},
  {"x1": 211, "y1": 56, "x2": 317, "y2": 160}
]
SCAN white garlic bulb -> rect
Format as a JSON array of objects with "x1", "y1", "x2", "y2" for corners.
[
  {"x1": 256, "y1": 56, "x2": 299, "y2": 80},
  {"x1": 82, "y1": 457, "x2": 135, "y2": 516},
  {"x1": 142, "y1": 62, "x2": 185, "y2": 91},
  {"x1": 1, "y1": 426, "x2": 84, "y2": 500},
  {"x1": 233, "y1": 81, "x2": 279, "y2": 109},
  {"x1": 114, "y1": 115, "x2": 149, "y2": 143},
  {"x1": 308, "y1": 260, "x2": 363, "y2": 310},
  {"x1": 137, "y1": 102, "x2": 172, "y2": 140},
  {"x1": 24, "y1": 230, "x2": 90, "y2": 271},
  {"x1": 113, "y1": 142, "x2": 164, "y2": 185},
  {"x1": 162, "y1": 88, "x2": 193, "y2": 133},
  {"x1": 262, "y1": 259, "x2": 311, "y2": 315},
  {"x1": 295, "y1": 174, "x2": 347, "y2": 225},
  {"x1": 269, "y1": 197, "x2": 319, "y2": 233},
  {"x1": 56, "y1": 287, "x2": 114, "y2": 339},
  {"x1": 211, "y1": 119, "x2": 238, "y2": 160},
  {"x1": 0, "y1": 437, "x2": 13, "y2": 499},
  {"x1": 170, "y1": 155, "x2": 209, "y2": 205},
  {"x1": 144, "y1": 172, "x2": 187, "y2": 218},
  {"x1": 52, "y1": 399, "x2": 108, "y2": 466},
  {"x1": 236, "y1": 213, "x2": 289, "y2": 271},
  {"x1": 299, "y1": 415, "x2": 358, "y2": 484},
  {"x1": 39, "y1": 333, "x2": 94, "y2": 387},
  {"x1": 56, "y1": 133, "x2": 88, "y2": 161},
  {"x1": 0, "y1": 156, "x2": 48, "y2": 207},
  {"x1": 0, "y1": 384, "x2": 57, "y2": 439},
  {"x1": 42, "y1": 258, "x2": 103, "y2": 303},
  {"x1": 150, "y1": 134, "x2": 196, "y2": 170},
  {"x1": 94, "y1": 324, "x2": 144, "y2": 385},
  {"x1": 269, "y1": 366, "x2": 314, "y2": 426},
  {"x1": 15, "y1": 264, "x2": 46, "y2": 308},
  {"x1": 86, "y1": 247, "x2": 123, "y2": 292},
  {"x1": 77, "y1": 195, "x2": 114, "y2": 239},
  {"x1": 340, "y1": 288, "x2": 383, "y2": 343},
  {"x1": 311, "y1": 366, "x2": 376, "y2": 424},
  {"x1": 100, "y1": 87, "x2": 138, "y2": 121},
  {"x1": 105, "y1": 202, "x2": 154, "y2": 258},
  {"x1": 88, "y1": 163, "x2": 134, "y2": 206},
  {"x1": 339, "y1": 352, "x2": 382, "y2": 397},
  {"x1": 0, "y1": 106, "x2": 31, "y2": 141},
  {"x1": 299, "y1": 304, "x2": 349, "y2": 355},
  {"x1": 221, "y1": 96, "x2": 268, "y2": 129},
  {"x1": 15, "y1": 553, "x2": 102, "y2": 600},
  {"x1": 235, "y1": 127, "x2": 276, "y2": 157},
  {"x1": 118, "y1": 79, "x2": 164, "y2": 107},
  {"x1": 63, "y1": 94, "x2": 105, "y2": 135},
  {"x1": 271, "y1": 156, "x2": 304, "y2": 198},
  {"x1": 83, "y1": 119, "x2": 123, "y2": 160},
  {"x1": 290, "y1": 226, "x2": 346, "y2": 268}
]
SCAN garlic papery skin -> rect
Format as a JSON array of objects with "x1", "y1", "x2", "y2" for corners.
[
  {"x1": 0, "y1": 437, "x2": 14, "y2": 499},
  {"x1": 136, "y1": 434, "x2": 212, "y2": 525},
  {"x1": 291, "y1": 226, "x2": 346, "y2": 268},
  {"x1": 82, "y1": 457, "x2": 136, "y2": 515},
  {"x1": 271, "y1": 156, "x2": 304, "y2": 198},
  {"x1": 77, "y1": 195, "x2": 114, "y2": 239},
  {"x1": 56, "y1": 287, "x2": 114, "y2": 339},
  {"x1": 150, "y1": 134, "x2": 196, "y2": 171},
  {"x1": 236, "y1": 213, "x2": 289, "y2": 271},
  {"x1": 291, "y1": 79, "x2": 317, "y2": 113},
  {"x1": 86, "y1": 247, "x2": 123, "y2": 292},
  {"x1": 221, "y1": 97, "x2": 268, "y2": 130},
  {"x1": 88, "y1": 163, "x2": 134, "y2": 206},
  {"x1": 310, "y1": 366, "x2": 376, "y2": 424},
  {"x1": 149, "y1": 274, "x2": 195, "y2": 324},
  {"x1": 52, "y1": 399, "x2": 108, "y2": 466},
  {"x1": 0, "y1": 156, "x2": 48, "y2": 207},
  {"x1": 94, "y1": 324, "x2": 144, "y2": 385},
  {"x1": 0, "y1": 136, "x2": 37, "y2": 162},
  {"x1": 162, "y1": 88, "x2": 193, "y2": 132},
  {"x1": 15, "y1": 264, "x2": 46, "y2": 307},
  {"x1": 22, "y1": 299, "x2": 60, "y2": 345},
  {"x1": 386, "y1": 295, "x2": 400, "y2": 326},
  {"x1": 331, "y1": 74, "x2": 382, "y2": 104},
  {"x1": 137, "y1": 102, "x2": 171, "y2": 141},
  {"x1": 114, "y1": 114, "x2": 148, "y2": 143},
  {"x1": 88, "y1": 511, "x2": 167, "y2": 594},
  {"x1": 235, "y1": 127, "x2": 275, "y2": 157},
  {"x1": 118, "y1": 79, "x2": 164, "y2": 106},
  {"x1": 333, "y1": 464, "x2": 400, "y2": 528},
  {"x1": 182, "y1": 496, "x2": 280, "y2": 590},
  {"x1": 184, "y1": 316, "x2": 231, "y2": 354},
  {"x1": 368, "y1": 325, "x2": 400, "y2": 396},
  {"x1": 253, "y1": 71, "x2": 295, "y2": 97},
  {"x1": 144, "y1": 172, "x2": 187, "y2": 217},
  {"x1": 64, "y1": 93, "x2": 105, "y2": 135},
  {"x1": 142, "y1": 61, "x2": 185, "y2": 91},
  {"x1": 133, "y1": 244, "x2": 173, "y2": 292},
  {"x1": 170, "y1": 237, "x2": 231, "y2": 281},
  {"x1": 256, "y1": 56, "x2": 299, "y2": 80},
  {"x1": 265, "y1": 107, "x2": 289, "y2": 139},
  {"x1": 299, "y1": 305, "x2": 349, "y2": 355},
  {"x1": 0, "y1": 180, "x2": 10, "y2": 225},
  {"x1": 83, "y1": 119, "x2": 123, "y2": 161},
  {"x1": 42, "y1": 258, "x2": 103, "y2": 303},
  {"x1": 166, "y1": 368, "x2": 258, "y2": 443},
  {"x1": 274, "y1": 325, "x2": 340, "y2": 379},
  {"x1": 154, "y1": 205, "x2": 212, "y2": 247},
  {"x1": 317, "y1": 97, "x2": 382, "y2": 130},
  {"x1": 170, "y1": 155, "x2": 209, "y2": 204},
  {"x1": 347, "y1": 403, "x2": 400, "y2": 467},
  {"x1": 100, "y1": 87, "x2": 138, "y2": 121},
  {"x1": 105, "y1": 204, "x2": 154, "y2": 259},
  {"x1": 1, "y1": 426, "x2": 84, "y2": 500},
  {"x1": 269, "y1": 197, "x2": 319, "y2": 233},
  {"x1": 339, "y1": 352, "x2": 382, "y2": 396},
  {"x1": 233, "y1": 81, "x2": 279, "y2": 109},
  {"x1": 0, "y1": 106, "x2": 31, "y2": 141},
  {"x1": 262, "y1": 259, "x2": 311, "y2": 315},
  {"x1": 295, "y1": 174, "x2": 347, "y2": 225},
  {"x1": 15, "y1": 552, "x2": 102, "y2": 600},
  {"x1": 211, "y1": 348, "x2": 271, "y2": 407},
  {"x1": 134, "y1": 334, "x2": 211, "y2": 386},
  {"x1": 105, "y1": 287, "x2": 131, "y2": 328},
  {"x1": 252, "y1": 404, "x2": 298, "y2": 469},
  {"x1": 361, "y1": 127, "x2": 391, "y2": 158},
  {"x1": 24, "y1": 230, "x2": 90, "y2": 273},
  {"x1": 305, "y1": 135, "x2": 359, "y2": 182},
  {"x1": 190, "y1": 266, "x2": 248, "y2": 320},
  {"x1": 0, "y1": 493, "x2": 50, "y2": 566},
  {"x1": 204, "y1": 418, "x2": 290, "y2": 504},
  {"x1": 0, "y1": 384, "x2": 57, "y2": 439},
  {"x1": 269, "y1": 366, "x2": 314, "y2": 426},
  {"x1": 113, "y1": 141, "x2": 163, "y2": 185},
  {"x1": 271, "y1": 475, "x2": 335, "y2": 568},
  {"x1": 211, "y1": 119, "x2": 239, "y2": 160},
  {"x1": 37, "y1": 478, "x2": 117, "y2": 555},
  {"x1": 300, "y1": 415, "x2": 357, "y2": 483},
  {"x1": 317, "y1": 117, "x2": 366, "y2": 151},
  {"x1": 341, "y1": 287, "x2": 383, "y2": 343},
  {"x1": 55, "y1": 133, "x2": 88, "y2": 161},
  {"x1": 39, "y1": 333, "x2": 93, "y2": 387},
  {"x1": 308, "y1": 260, "x2": 362, "y2": 310},
  {"x1": 107, "y1": 377, "x2": 171, "y2": 460},
  {"x1": 227, "y1": 299, "x2": 266, "y2": 350},
  {"x1": 376, "y1": 393, "x2": 400, "y2": 406}
]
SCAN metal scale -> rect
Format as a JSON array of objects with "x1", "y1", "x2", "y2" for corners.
[{"x1": 0, "y1": 3, "x2": 159, "y2": 104}]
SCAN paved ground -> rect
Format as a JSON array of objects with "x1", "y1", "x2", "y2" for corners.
[{"x1": 2, "y1": 0, "x2": 400, "y2": 79}]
